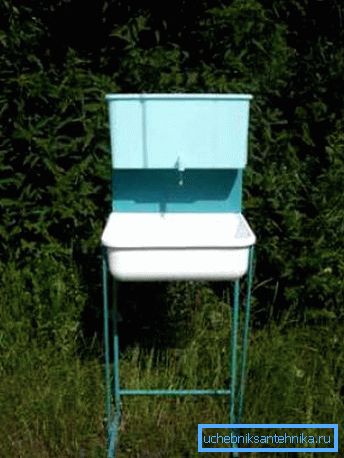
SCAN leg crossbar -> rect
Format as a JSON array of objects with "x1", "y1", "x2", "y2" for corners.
[
  {"x1": 120, "y1": 389, "x2": 231, "y2": 396},
  {"x1": 102, "y1": 246, "x2": 255, "y2": 458}
]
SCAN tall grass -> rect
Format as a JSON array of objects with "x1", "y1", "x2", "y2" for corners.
[
  {"x1": 1, "y1": 269, "x2": 343, "y2": 457},
  {"x1": 0, "y1": 257, "x2": 105, "y2": 457},
  {"x1": 0, "y1": 353, "x2": 105, "y2": 458}
]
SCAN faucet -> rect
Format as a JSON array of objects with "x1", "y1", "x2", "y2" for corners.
[{"x1": 175, "y1": 156, "x2": 185, "y2": 187}]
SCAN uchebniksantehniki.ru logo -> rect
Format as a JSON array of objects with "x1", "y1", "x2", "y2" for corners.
[
  {"x1": 198, "y1": 424, "x2": 338, "y2": 452},
  {"x1": 202, "y1": 431, "x2": 332, "y2": 446}
]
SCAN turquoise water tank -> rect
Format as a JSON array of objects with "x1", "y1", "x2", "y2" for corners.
[{"x1": 106, "y1": 93, "x2": 252, "y2": 214}]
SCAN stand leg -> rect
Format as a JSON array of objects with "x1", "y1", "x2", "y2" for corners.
[
  {"x1": 102, "y1": 248, "x2": 113, "y2": 455},
  {"x1": 229, "y1": 281, "x2": 240, "y2": 457},
  {"x1": 230, "y1": 279, "x2": 240, "y2": 425},
  {"x1": 103, "y1": 249, "x2": 121, "y2": 458},
  {"x1": 108, "y1": 279, "x2": 121, "y2": 458},
  {"x1": 112, "y1": 278, "x2": 121, "y2": 429},
  {"x1": 238, "y1": 246, "x2": 255, "y2": 422}
]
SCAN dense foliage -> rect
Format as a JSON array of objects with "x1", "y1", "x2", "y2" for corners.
[{"x1": 1, "y1": 0, "x2": 343, "y2": 324}]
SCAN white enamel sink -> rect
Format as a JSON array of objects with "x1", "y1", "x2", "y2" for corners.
[{"x1": 101, "y1": 212, "x2": 256, "y2": 281}]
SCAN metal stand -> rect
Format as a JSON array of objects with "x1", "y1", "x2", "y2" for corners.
[{"x1": 102, "y1": 246, "x2": 255, "y2": 457}]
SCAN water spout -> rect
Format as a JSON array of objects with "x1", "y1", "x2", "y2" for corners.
[{"x1": 175, "y1": 156, "x2": 185, "y2": 186}]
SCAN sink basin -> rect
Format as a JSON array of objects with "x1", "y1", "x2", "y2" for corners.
[{"x1": 101, "y1": 212, "x2": 256, "y2": 281}]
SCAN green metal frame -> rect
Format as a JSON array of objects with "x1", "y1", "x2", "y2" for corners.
[{"x1": 102, "y1": 245, "x2": 255, "y2": 457}]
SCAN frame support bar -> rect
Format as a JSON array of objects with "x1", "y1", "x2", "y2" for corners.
[{"x1": 120, "y1": 389, "x2": 231, "y2": 396}]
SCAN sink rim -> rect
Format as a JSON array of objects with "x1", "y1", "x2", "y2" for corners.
[{"x1": 101, "y1": 212, "x2": 256, "y2": 249}]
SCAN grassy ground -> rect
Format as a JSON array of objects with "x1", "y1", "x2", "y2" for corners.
[{"x1": 1, "y1": 276, "x2": 343, "y2": 457}]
